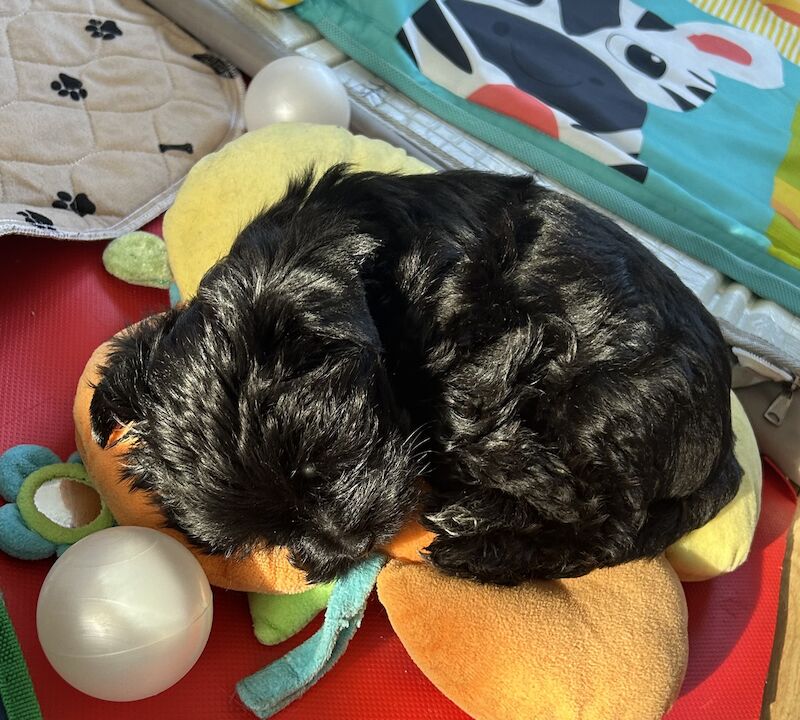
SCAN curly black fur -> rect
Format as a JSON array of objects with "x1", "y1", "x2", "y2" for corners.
[{"x1": 90, "y1": 166, "x2": 741, "y2": 585}]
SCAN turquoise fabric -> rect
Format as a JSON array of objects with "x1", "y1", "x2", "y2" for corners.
[
  {"x1": 0, "y1": 446, "x2": 59, "y2": 502},
  {"x1": 0, "y1": 446, "x2": 109, "y2": 560},
  {"x1": 237, "y1": 555, "x2": 385, "y2": 718},
  {"x1": 0, "y1": 446, "x2": 61, "y2": 560},
  {"x1": 169, "y1": 282, "x2": 181, "y2": 307},
  {"x1": 0, "y1": 505, "x2": 56, "y2": 561},
  {"x1": 296, "y1": 0, "x2": 800, "y2": 314}
]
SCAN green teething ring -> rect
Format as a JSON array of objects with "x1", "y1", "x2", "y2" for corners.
[{"x1": 16, "y1": 464, "x2": 114, "y2": 545}]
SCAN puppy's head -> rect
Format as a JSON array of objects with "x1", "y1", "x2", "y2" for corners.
[{"x1": 90, "y1": 198, "x2": 419, "y2": 583}]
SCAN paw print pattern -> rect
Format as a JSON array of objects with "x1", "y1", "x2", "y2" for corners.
[
  {"x1": 17, "y1": 210, "x2": 54, "y2": 229},
  {"x1": 85, "y1": 19, "x2": 122, "y2": 40},
  {"x1": 52, "y1": 191, "x2": 96, "y2": 217},
  {"x1": 192, "y1": 53, "x2": 240, "y2": 78},
  {"x1": 50, "y1": 73, "x2": 87, "y2": 101}
]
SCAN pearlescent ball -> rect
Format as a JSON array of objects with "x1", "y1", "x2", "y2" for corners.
[
  {"x1": 244, "y1": 56, "x2": 351, "y2": 131},
  {"x1": 37, "y1": 526, "x2": 213, "y2": 701}
]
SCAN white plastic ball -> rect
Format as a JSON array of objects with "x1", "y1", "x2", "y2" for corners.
[
  {"x1": 37, "y1": 526, "x2": 213, "y2": 702},
  {"x1": 244, "y1": 56, "x2": 351, "y2": 131}
]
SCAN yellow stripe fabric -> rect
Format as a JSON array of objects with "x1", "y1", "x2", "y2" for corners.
[
  {"x1": 767, "y1": 103, "x2": 800, "y2": 268},
  {"x1": 690, "y1": 0, "x2": 800, "y2": 63}
]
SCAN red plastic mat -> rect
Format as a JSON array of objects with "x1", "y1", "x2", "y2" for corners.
[
  {"x1": 0, "y1": 233, "x2": 795, "y2": 720},
  {"x1": 0, "y1": 233, "x2": 468, "y2": 720},
  {"x1": 666, "y1": 458, "x2": 797, "y2": 720}
]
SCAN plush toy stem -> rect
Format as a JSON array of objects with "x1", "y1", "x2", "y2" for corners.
[
  {"x1": 237, "y1": 555, "x2": 385, "y2": 718},
  {"x1": 248, "y1": 583, "x2": 334, "y2": 646}
]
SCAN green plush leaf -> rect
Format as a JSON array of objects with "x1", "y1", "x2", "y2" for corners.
[
  {"x1": 103, "y1": 231, "x2": 172, "y2": 289},
  {"x1": 248, "y1": 583, "x2": 335, "y2": 645}
]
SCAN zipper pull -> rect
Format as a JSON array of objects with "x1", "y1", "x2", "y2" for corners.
[{"x1": 764, "y1": 378, "x2": 799, "y2": 427}]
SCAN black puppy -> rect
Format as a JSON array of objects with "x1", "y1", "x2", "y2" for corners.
[{"x1": 90, "y1": 166, "x2": 741, "y2": 585}]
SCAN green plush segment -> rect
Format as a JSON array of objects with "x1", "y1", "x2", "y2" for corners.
[
  {"x1": 248, "y1": 583, "x2": 335, "y2": 646},
  {"x1": 0, "y1": 596, "x2": 42, "y2": 720},
  {"x1": 16, "y1": 464, "x2": 114, "y2": 546},
  {"x1": 103, "y1": 231, "x2": 172, "y2": 289}
]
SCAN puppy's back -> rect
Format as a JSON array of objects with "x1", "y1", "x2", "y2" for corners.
[{"x1": 370, "y1": 170, "x2": 741, "y2": 582}]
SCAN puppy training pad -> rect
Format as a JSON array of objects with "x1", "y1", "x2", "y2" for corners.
[{"x1": 0, "y1": 0, "x2": 245, "y2": 241}]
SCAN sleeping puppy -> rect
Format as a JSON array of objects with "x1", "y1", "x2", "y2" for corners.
[{"x1": 89, "y1": 166, "x2": 742, "y2": 585}]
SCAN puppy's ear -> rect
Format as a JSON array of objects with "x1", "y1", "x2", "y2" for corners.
[{"x1": 89, "y1": 312, "x2": 174, "y2": 448}]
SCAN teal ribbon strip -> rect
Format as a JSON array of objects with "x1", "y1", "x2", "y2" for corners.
[{"x1": 237, "y1": 555, "x2": 386, "y2": 718}]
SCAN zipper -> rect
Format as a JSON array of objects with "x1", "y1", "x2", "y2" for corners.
[
  {"x1": 764, "y1": 377, "x2": 800, "y2": 427},
  {"x1": 731, "y1": 344, "x2": 799, "y2": 427}
]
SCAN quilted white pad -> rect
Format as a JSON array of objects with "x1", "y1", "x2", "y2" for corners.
[{"x1": 0, "y1": 0, "x2": 245, "y2": 240}]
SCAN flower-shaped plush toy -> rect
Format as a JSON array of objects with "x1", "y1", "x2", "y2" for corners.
[{"x1": 0, "y1": 445, "x2": 114, "y2": 560}]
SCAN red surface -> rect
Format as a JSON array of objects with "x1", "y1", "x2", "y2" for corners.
[
  {"x1": 0, "y1": 232, "x2": 469, "y2": 720},
  {"x1": 0, "y1": 231, "x2": 796, "y2": 720},
  {"x1": 666, "y1": 458, "x2": 797, "y2": 720}
]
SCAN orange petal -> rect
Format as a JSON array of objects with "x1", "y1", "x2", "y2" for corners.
[{"x1": 377, "y1": 558, "x2": 687, "y2": 720}]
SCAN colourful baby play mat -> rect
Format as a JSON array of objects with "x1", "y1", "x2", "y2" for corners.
[{"x1": 296, "y1": 0, "x2": 800, "y2": 315}]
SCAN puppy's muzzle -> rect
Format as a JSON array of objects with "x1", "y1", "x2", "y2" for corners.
[{"x1": 289, "y1": 531, "x2": 378, "y2": 583}]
